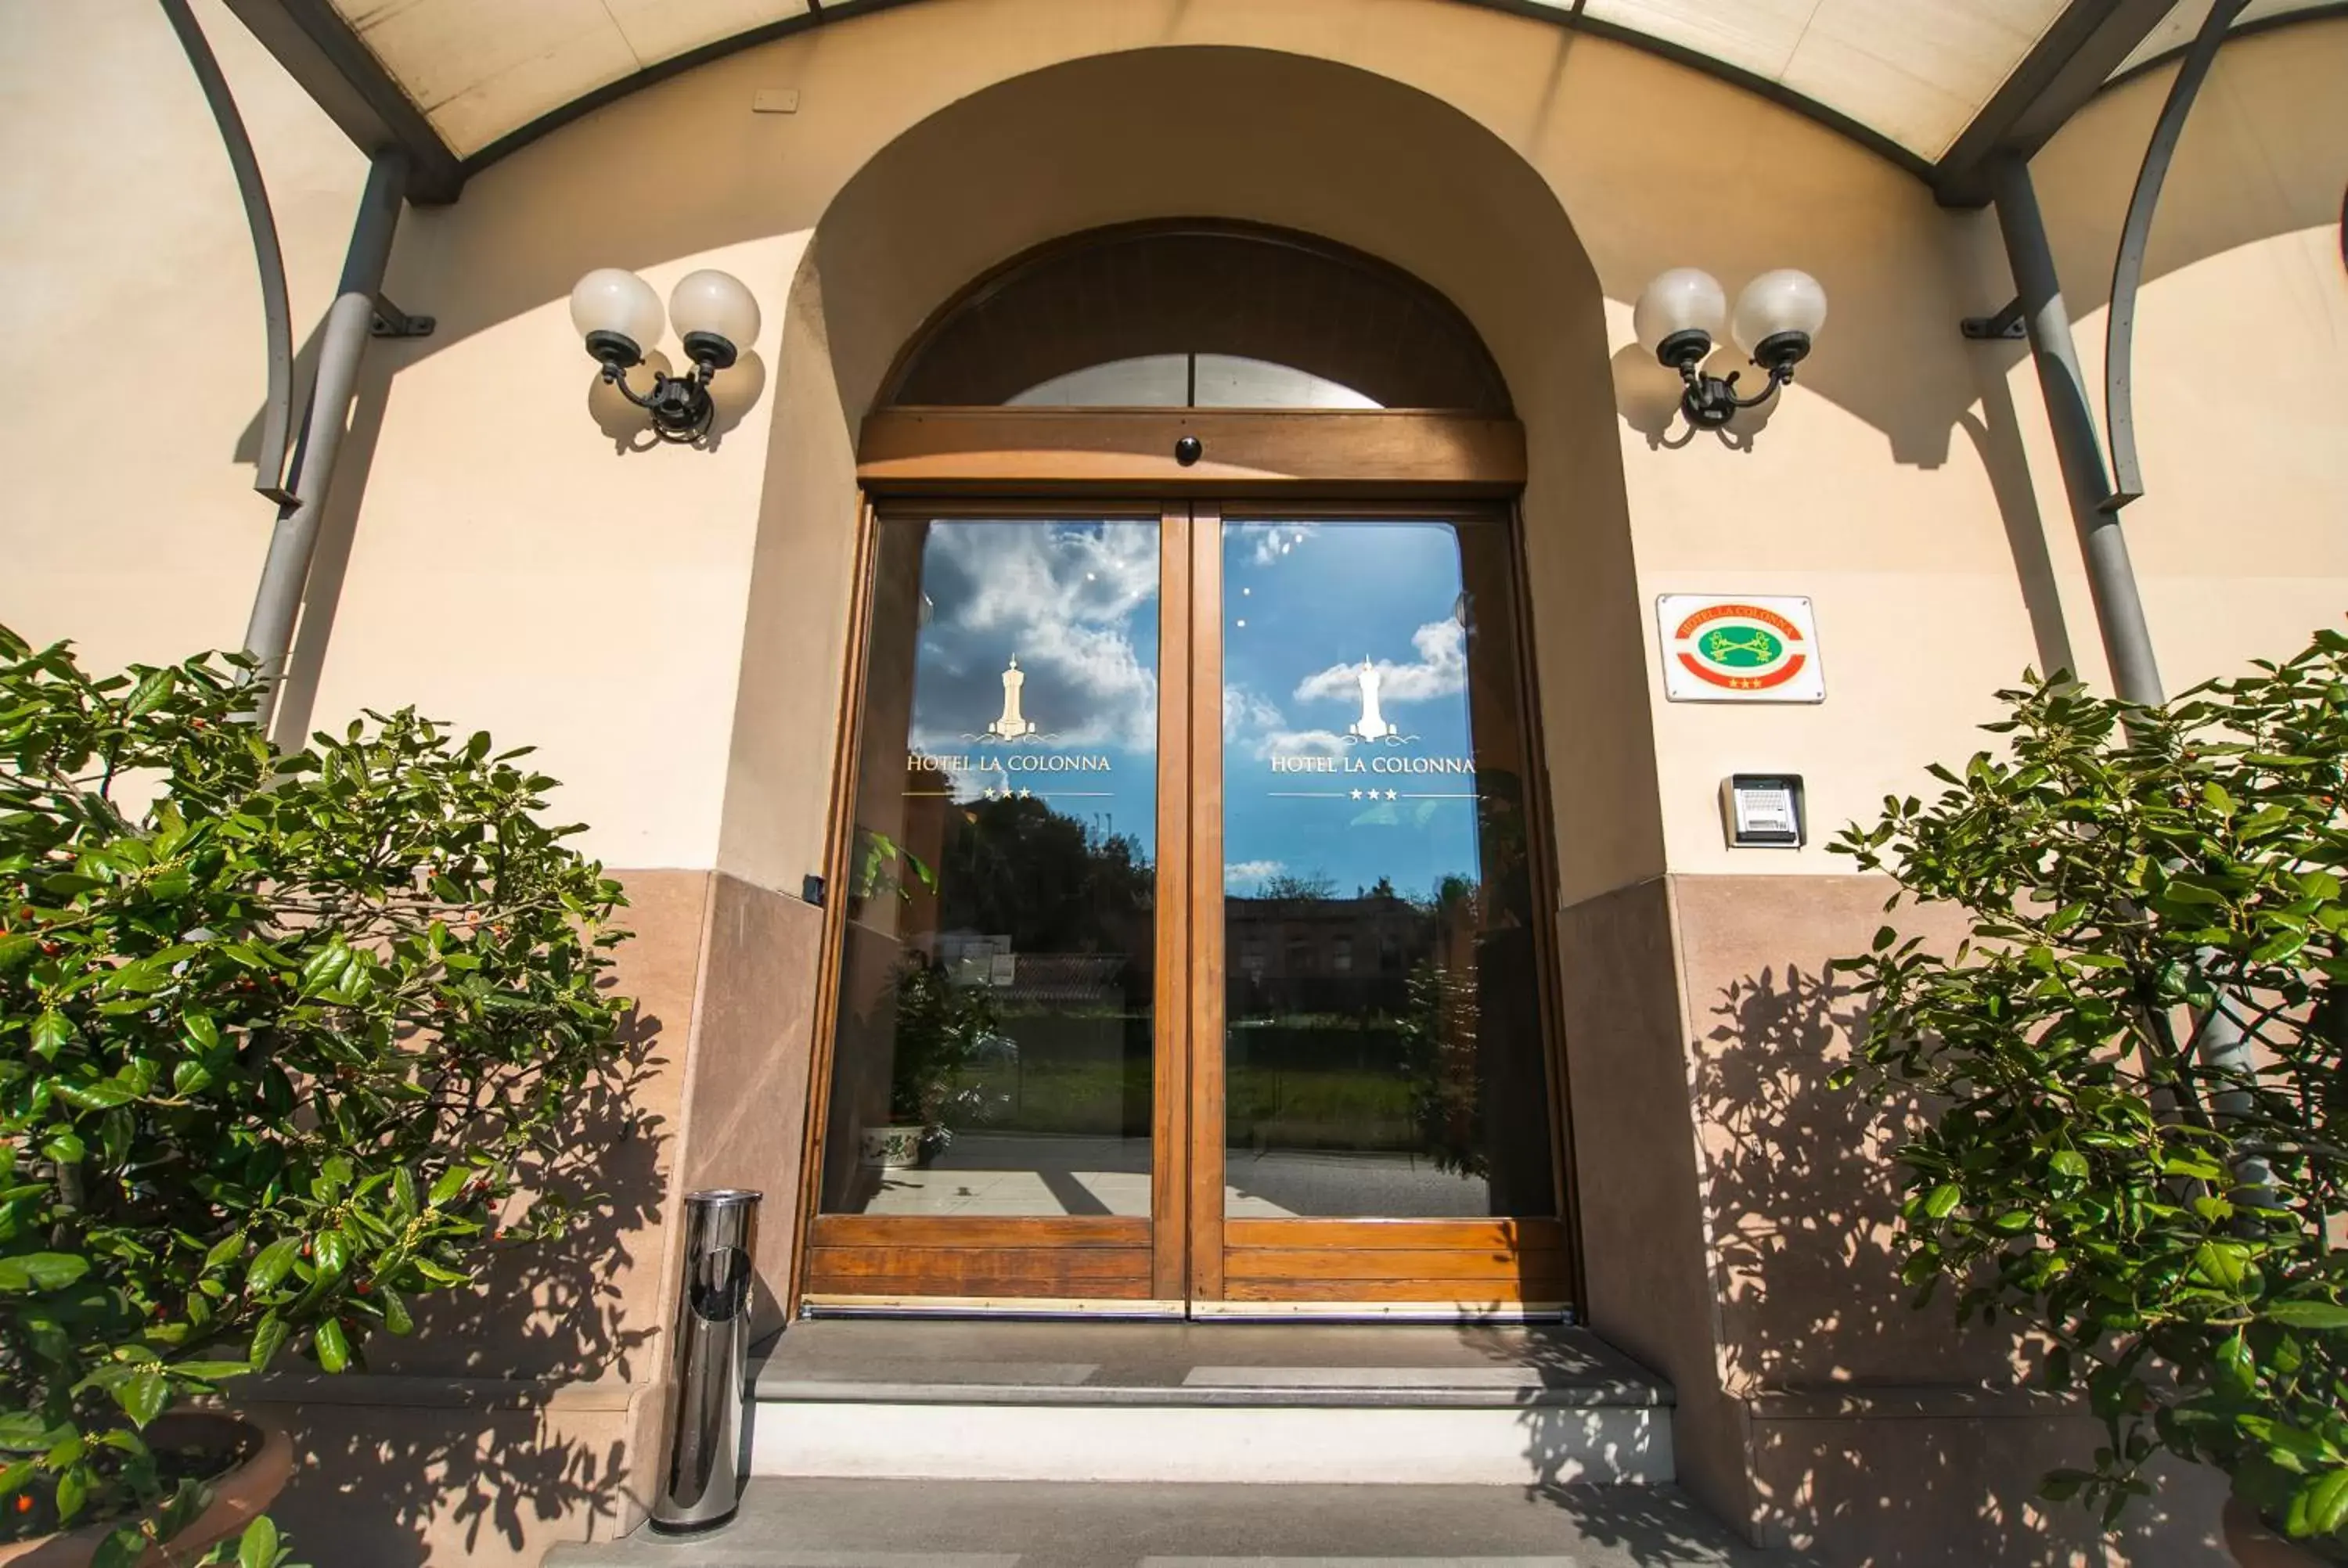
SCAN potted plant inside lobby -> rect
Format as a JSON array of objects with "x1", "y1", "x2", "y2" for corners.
[
  {"x1": 1831, "y1": 631, "x2": 2348, "y2": 1563},
  {"x1": 862, "y1": 958, "x2": 999, "y2": 1171},
  {"x1": 0, "y1": 625, "x2": 629, "y2": 1565}
]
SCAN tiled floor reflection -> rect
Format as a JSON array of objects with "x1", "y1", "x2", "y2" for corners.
[{"x1": 859, "y1": 1134, "x2": 1492, "y2": 1217}]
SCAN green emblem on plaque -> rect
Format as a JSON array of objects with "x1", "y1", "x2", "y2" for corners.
[{"x1": 1701, "y1": 627, "x2": 1784, "y2": 670}]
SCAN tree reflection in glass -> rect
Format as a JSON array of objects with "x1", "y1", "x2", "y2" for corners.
[
  {"x1": 1221, "y1": 520, "x2": 1556, "y2": 1218},
  {"x1": 820, "y1": 519, "x2": 1160, "y2": 1218}
]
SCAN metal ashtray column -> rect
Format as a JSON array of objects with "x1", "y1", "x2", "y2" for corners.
[{"x1": 651, "y1": 1189, "x2": 761, "y2": 1531}]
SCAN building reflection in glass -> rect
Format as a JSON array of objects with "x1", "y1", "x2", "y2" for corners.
[{"x1": 1221, "y1": 519, "x2": 1557, "y2": 1218}]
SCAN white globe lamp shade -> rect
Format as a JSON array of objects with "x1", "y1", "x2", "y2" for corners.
[
  {"x1": 1633, "y1": 268, "x2": 1727, "y2": 365},
  {"x1": 569, "y1": 268, "x2": 664, "y2": 364},
  {"x1": 1731, "y1": 268, "x2": 1827, "y2": 367},
  {"x1": 669, "y1": 269, "x2": 761, "y2": 367}
]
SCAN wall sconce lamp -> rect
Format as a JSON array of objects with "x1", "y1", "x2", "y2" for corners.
[
  {"x1": 1634, "y1": 268, "x2": 1828, "y2": 429},
  {"x1": 569, "y1": 267, "x2": 762, "y2": 443}
]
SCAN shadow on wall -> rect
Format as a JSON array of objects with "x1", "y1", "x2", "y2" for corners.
[
  {"x1": 1439, "y1": 1324, "x2": 1783, "y2": 1564},
  {"x1": 237, "y1": 12, "x2": 2348, "y2": 466},
  {"x1": 1529, "y1": 1479, "x2": 1787, "y2": 1567},
  {"x1": 1694, "y1": 961, "x2": 2225, "y2": 1565},
  {"x1": 249, "y1": 993, "x2": 672, "y2": 1564}
]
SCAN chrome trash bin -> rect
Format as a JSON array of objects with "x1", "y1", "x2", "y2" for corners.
[{"x1": 650, "y1": 1189, "x2": 761, "y2": 1531}]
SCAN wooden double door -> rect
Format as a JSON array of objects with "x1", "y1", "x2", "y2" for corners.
[{"x1": 799, "y1": 499, "x2": 1573, "y2": 1316}]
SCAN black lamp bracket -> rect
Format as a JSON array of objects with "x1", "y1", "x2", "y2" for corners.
[
  {"x1": 588, "y1": 329, "x2": 731, "y2": 444},
  {"x1": 1658, "y1": 328, "x2": 1808, "y2": 430}
]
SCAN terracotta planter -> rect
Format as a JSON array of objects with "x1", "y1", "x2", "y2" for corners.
[
  {"x1": 0, "y1": 1412, "x2": 293, "y2": 1568},
  {"x1": 2225, "y1": 1497, "x2": 2345, "y2": 1568}
]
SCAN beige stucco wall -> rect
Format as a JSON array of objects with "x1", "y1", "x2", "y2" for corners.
[
  {"x1": 3, "y1": 4, "x2": 2346, "y2": 1565},
  {"x1": 5, "y1": 3, "x2": 2343, "y2": 893},
  {"x1": 0, "y1": 0, "x2": 366, "y2": 666}
]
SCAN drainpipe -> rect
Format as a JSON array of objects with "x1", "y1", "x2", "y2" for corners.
[
  {"x1": 240, "y1": 149, "x2": 410, "y2": 729},
  {"x1": 1986, "y1": 156, "x2": 2263, "y2": 1188}
]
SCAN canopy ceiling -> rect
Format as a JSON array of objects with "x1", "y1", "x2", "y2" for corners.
[{"x1": 310, "y1": 0, "x2": 2339, "y2": 182}]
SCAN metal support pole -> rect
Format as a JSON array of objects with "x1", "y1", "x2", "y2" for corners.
[
  {"x1": 240, "y1": 149, "x2": 409, "y2": 727},
  {"x1": 158, "y1": 0, "x2": 299, "y2": 504},
  {"x1": 1987, "y1": 154, "x2": 2164, "y2": 707},
  {"x1": 1988, "y1": 156, "x2": 2267, "y2": 1199},
  {"x1": 2104, "y1": 0, "x2": 2248, "y2": 511}
]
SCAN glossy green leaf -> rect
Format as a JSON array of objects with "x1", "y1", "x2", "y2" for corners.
[
  {"x1": 244, "y1": 1239, "x2": 299, "y2": 1295},
  {"x1": 29, "y1": 1009, "x2": 70, "y2": 1059},
  {"x1": 56, "y1": 1080, "x2": 137, "y2": 1111},
  {"x1": 248, "y1": 1314, "x2": 289, "y2": 1372},
  {"x1": 2263, "y1": 1301, "x2": 2348, "y2": 1331},
  {"x1": 2293, "y1": 1469, "x2": 2348, "y2": 1538},
  {"x1": 167, "y1": 1359, "x2": 253, "y2": 1382},
  {"x1": 0, "y1": 1252, "x2": 90, "y2": 1292},
  {"x1": 180, "y1": 1009, "x2": 219, "y2": 1051},
  {"x1": 115, "y1": 1369, "x2": 167, "y2": 1427},
  {"x1": 2195, "y1": 1243, "x2": 2252, "y2": 1292},
  {"x1": 238, "y1": 1516, "x2": 280, "y2": 1568}
]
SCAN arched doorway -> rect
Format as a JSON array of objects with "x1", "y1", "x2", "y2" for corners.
[{"x1": 796, "y1": 223, "x2": 1576, "y2": 1316}]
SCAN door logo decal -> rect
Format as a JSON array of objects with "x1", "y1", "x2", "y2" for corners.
[
  {"x1": 987, "y1": 657, "x2": 1037, "y2": 741},
  {"x1": 955, "y1": 655, "x2": 1058, "y2": 745},
  {"x1": 1344, "y1": 658, "x2": 1415, "y2": 745}
]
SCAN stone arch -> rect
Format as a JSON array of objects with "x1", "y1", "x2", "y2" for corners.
[{"x1": 717, "y1": 44, "x2": 1662, "y2": 919}]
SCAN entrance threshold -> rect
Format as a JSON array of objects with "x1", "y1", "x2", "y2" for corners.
[
  {"x1": 798, "y1": 1296, "x2": 1568, "y2": 1324},
  {"x1": 748, "y1": 1318, "x2": 1671, "y2": 1486},
  {"x1": 800, "y1": 1297, "x2": 1572, "y2": 1322},
  {"x1": 801, "y1": 1295, "x2": 1187, "y2": 1318}
]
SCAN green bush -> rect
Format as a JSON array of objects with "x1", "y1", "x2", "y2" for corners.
[
  {"x1": 1831, "y1": 631, "x2": 2348, "y2": 1546},
  {"x1": 0, "y1": 626, "x2": 629, "y2": 1562}
]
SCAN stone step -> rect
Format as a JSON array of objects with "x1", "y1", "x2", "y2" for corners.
[
  {"x1": 548, "y1": 1477, "x2": 1799, "y2": 1568},
  {"x1": 744, "y1": 1321, "x2": 1673, "y2": 1486}
]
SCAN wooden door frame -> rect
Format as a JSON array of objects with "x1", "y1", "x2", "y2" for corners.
[
  {"x1": 788, "y1": 408, "x2": 1576, "y2": 1319},
  {"x1": 1185, "y1": 500, "x2": 1576, "y2": 1318},
  {"x1": 856, "y1": 408, "x2": 1524, "y2": 497},
  {"x1": 791, "y1": 498, "x2": 1173, "y2": 1315},
  {"x1": 1184, "y1": 502, "x2": 1226, "y2": 1304},
  {"x1": 1151, "y1": 502, "x2": 1195, "y2": 1302}
]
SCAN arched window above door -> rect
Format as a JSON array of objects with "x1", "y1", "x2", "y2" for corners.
[{"x1": 884, "y1": 224, "x2": 1511, "y2": 414}]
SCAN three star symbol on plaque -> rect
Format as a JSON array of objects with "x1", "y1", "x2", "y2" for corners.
[{"x1": 1348, "y1": 789, "x2": 1399, "y2": 801}]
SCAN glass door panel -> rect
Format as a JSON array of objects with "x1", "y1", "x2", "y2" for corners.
[
  {"x1": 818, "y1": 516, "x2": 1161, "y2": 1221},
  {"x1": 1216, "y1": 519, "x2": 1559, "y2": 1221},
  {"x1": 803, "y1": 502, "x2": 1570, "y2": 1314}
]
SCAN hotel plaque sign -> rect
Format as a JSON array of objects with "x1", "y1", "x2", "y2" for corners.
[{"x1": 1657, "y1": 595, "x2": 1825, "y2": 703}]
